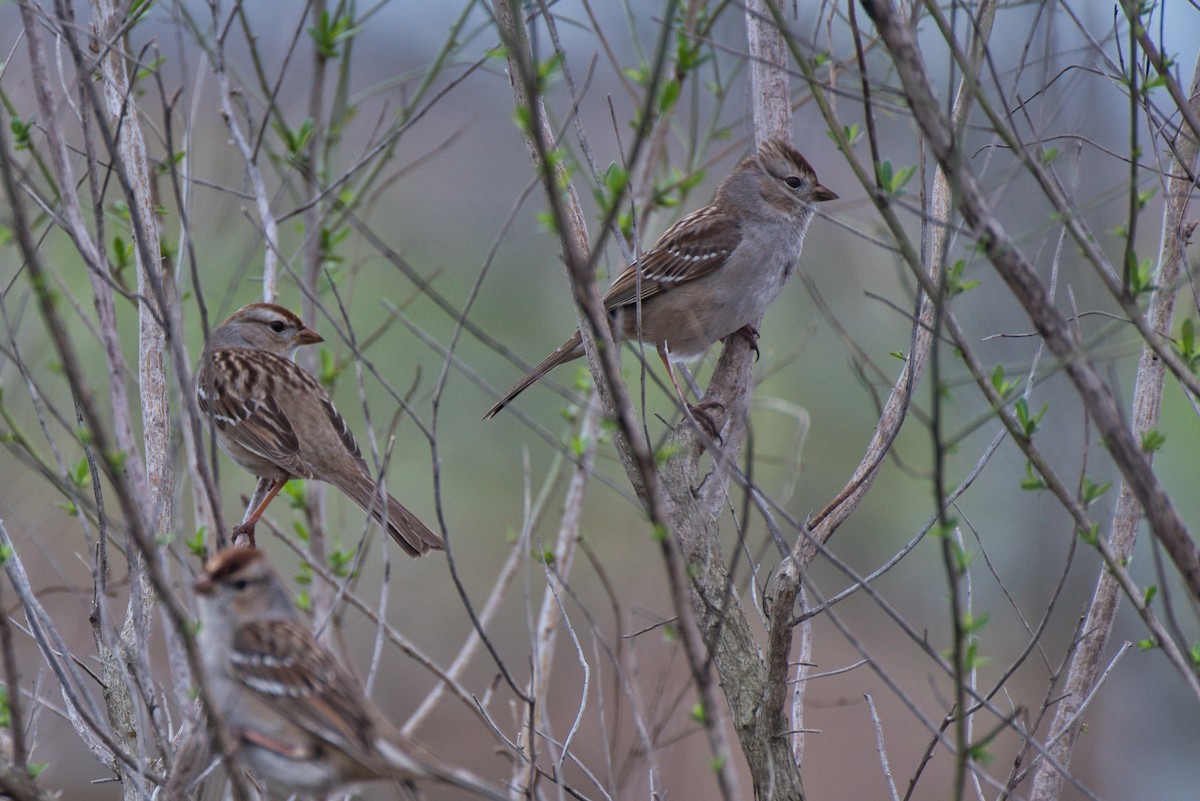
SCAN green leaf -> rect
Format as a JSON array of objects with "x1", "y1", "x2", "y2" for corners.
[
  {"x1": 308, "y1": 10, "x2": 362, "y2": 59},
  {"x1": 1081, "y1": 477, "x2": 1112, "y2": 508},
  {"x1": 875, "y1": 159, "x2": 916, "y2": 196},
  {"x1": 962, "y1": 611, "x2": 990, "y2": 634},
  {"x1": 658, "y1": 78, "x2": 681, "y2": 113},
  {"x1": 1020, "y1": 461, "x2": 1046, "y2": 492},
  {"x1": 186, "y1": 527, "x2": 206, "y2": 558},
  {"x1": 1141, "y1": 429, "x2": 1166, "y2": 453},
  {"x1": 991, "y1": 365, "x2": 1017, "y2": 399},
  {"x1": 1014, "y1": 398, "x2": 1048, "y2": 438},
  {"x1": 283, "y1": 481, "x2": 308, "y2": 510}
]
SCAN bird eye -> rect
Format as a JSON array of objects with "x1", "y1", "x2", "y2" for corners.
[
  {"x1": 231, "y1": 578, "x2": 250, "y2": 591},
  {"x1": 784, "y1": 176, "x2": 803, "y2": 189},
  {"x1": 268, "y1": 320, "x2": 287, "y2": 333}
]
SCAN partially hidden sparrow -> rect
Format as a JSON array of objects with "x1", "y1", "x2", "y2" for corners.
[
  {"x1": 197, "y1": 303, "x2": 443, "y2": 556},
  {"x1": 483, "y1": 137, "x2": 836, "y2": 430},
  {"x1": 194, "y1": 547, "x2": 506, "y2": 799}
]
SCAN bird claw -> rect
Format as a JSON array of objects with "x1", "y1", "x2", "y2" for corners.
[
  {"x1": 688, "y1": 400, "x2": 725, "y2": 442},
  {"x1": 230, "y1": 521, "x2": 257, "y2": 549},
  {"x1": 730, "y1": 325, "x2": 761, "y2": 361}
]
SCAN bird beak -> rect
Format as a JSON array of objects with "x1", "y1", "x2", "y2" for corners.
[
  {"x1": 812, "y1": 184, "x2": 838, "y2": 202},
  {"x1": 193, "y1": 573, "x2": 214, "y2": 596},
  {"x1": 296, "y1": 327, "x2": 324, "y2": 346}
]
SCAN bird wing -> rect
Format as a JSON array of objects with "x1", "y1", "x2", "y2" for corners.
[
  {"x1": 231, "y1": 619, "x2": 378, "y2": 759},
  {"x1": 198, "y1": 349, "x2": 316, "y2": 480},
  {"x1": 602, "y1": 205, "x2": 743, "y2": 310}
]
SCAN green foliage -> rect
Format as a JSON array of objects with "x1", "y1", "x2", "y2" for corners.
[
  {"x1": 966, "y1": 741, "x2": 993, "y2": 764},
  {"x1": 104, "y1": 450, "x2": 128, "y2": 473},
  {"x1": 1014, "y1": 398, "x2": 1047, "y2": 438},
  {"x1": 535, "y1": 53, "x2": 564, "y2": 92},
  {"x1": 658, "y1": 78, "x2": 681, "y2": 113},
  {"x1": 1081, "y1": 476, "x2": 1112, "y2": 508},
  {"x1": 1020, "y1": 461, "x2": 1046, "y2": 492},
  {"x1": 9, "y1": 116, "x2": 32, "y2": 151},
  {"x1": 275, "y1": 118, "x2": 315, "y2": 168},
  {"x1": 68, "y1": 457, "x2": 90, "y2": 488},
  {"x1": 186, "y1": 527, "x2": 206, "y2": 558},
  {"x1": 308, "y1": 10, "x2": 361, "y2": 60},
  {"x1": 318, "y1": 348, "x2": 339, "y2": 387},
  {"x1": 328, "y1": 546, "x2": 354, "y2": 578},
  {"x1": 931, "y1": 518, "x2": 958, "y2": 539},
  {"x1": 283, "y1": 481, "x2": 308, "y2": 510},
  {"x1": 1141, "y1": 428, "x2": 1166, "y2": 454},
  {"x1": 135, "y1": 55, "x2": 167, "y2": 82},
  {"x1": 1124, "y1": 251, "x2": 1155, "y2": 296},
  {"x1": 875, "y1": 159, "x2": 917, "y2": 196},
  {"x1": 828, "y1": 122, "x2": 862, "y2": 149},
  {"x1": 1174, "y1": 319, "x2": 1200, "y2": 372},
  {"x1": 962, "y1": 611, "x2": 989, "y2": 634},
  {"x1": 944, "y1": 259, "x2": 980, "y2": 297},
  {"x1": 962, "y1": 638, "x2": 990, "y2": 670},
  {"x1": 1143, "y1": 584, "x2": 1157, "y2": 605},
  {"x1": 990, "y1": 365, "x2": 1018, "y2": 400},
  {"x1": 111, "y1": 236, "x2": 134, "y2": 280}
]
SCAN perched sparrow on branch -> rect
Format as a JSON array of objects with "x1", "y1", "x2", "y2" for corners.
[
  {"x1": 483, "y1": 137, "x2": 836, "y2": 428},
  {"x1": 194, "y1": 547, "x2": 507, "y2": 799},
  {"x1": 196, "y1": 303, "x2": 443, "y2": 556}
]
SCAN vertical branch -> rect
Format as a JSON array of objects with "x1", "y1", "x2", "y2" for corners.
[
  {"x1": 17, "y1": 5, "x2": 157, "y2": 797},
  {"x1": 519, "y1": 396, "x2": 599, "y2": 795},
  {"x1": 300, "y1": 0, "x2": 334, "y2": 641},
  {"x1": 212, "y1": 4, "x2": 280, "y2": 303},
  {"x1": 88, "y1": 0, "x2": 170, "y2": 660},
  {"x1": 745, "y1": 0, "x2": 792, "y2": 143}
]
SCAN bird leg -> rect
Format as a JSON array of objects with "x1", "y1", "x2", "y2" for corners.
[
  {"x1": 657, "y1": 343, "x2": 723, "y2": 441},
  {"x1": 231, "y1": 478, "x2": 287, "y2": 548}
]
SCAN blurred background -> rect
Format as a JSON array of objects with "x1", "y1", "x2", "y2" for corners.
[{"x1": 0, "y1": 1, "x2": 1199, "y2": 799}]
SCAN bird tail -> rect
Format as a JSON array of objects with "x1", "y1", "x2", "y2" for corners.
[
  {"x1": 482, "y1": 331, "x2": 584, "y2": 420},
  {"x1": 344, "y1": 473, "x2": 444, "y2": 558},
  {"x1": 377, "y1": 737, "x2": 511, "y2": 801}
]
